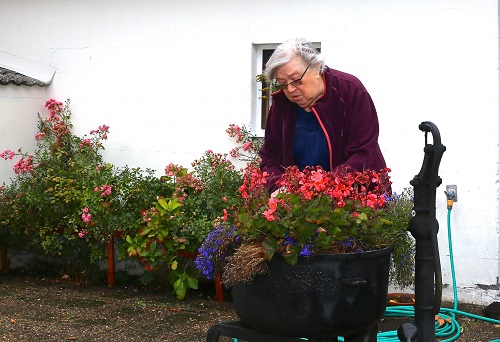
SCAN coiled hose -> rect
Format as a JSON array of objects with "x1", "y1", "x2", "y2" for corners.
[{"x1": 345, "y1": 208, "x2": 500, "y2": 342}]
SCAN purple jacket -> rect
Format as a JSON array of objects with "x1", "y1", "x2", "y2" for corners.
[{"x1": 259, "y1": 67, "x2": 387, "y2": 193}]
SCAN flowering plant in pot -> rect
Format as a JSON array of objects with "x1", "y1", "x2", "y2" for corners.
[
  {"x1": 196, "y1": 165, "x2": 414, "y2": 337},
  {"x1": 196, "y1": 165, "x2": 414, "y2": 288}
]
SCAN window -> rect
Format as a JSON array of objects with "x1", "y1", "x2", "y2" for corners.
[
  {"x1": 251, "y1": 43, "x2": 279, "y2": 137},
  {"x1": 251, "y1": 42, "x2": 321, "y2": 137}
]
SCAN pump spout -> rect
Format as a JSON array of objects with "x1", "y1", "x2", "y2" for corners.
[{"x1": 407, "y1": 121, "x2": 446, "y2": 342}]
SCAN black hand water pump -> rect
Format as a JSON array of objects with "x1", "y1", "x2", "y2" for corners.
[{"x1": 398, "y1": 121, "x2": 446, "y2": 342}]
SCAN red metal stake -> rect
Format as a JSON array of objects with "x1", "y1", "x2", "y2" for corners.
[
  {"x1": 215, "y1": 271, "x2": 224, "y2": 302},
  {"x1": 0, "y1": 246, "x2": 8, "y2": 272},
  {"x1": 107, "y1": 237, "x2": 115, "y2": 287}
]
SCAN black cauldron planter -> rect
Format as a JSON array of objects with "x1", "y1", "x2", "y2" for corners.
[{"x1": 231, "y1": 246, "x2": 393, "y2": 339}]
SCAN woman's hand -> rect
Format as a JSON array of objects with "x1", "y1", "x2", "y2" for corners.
[{"x1": 271, "y1": 186, "x2": 287, "y2": 198}]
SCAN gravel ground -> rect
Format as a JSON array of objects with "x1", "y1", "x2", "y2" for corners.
[{"x1": 0, "y1": 271, "x2": 499, "y2": 341}]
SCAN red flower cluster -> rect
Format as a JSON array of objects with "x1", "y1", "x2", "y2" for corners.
[
  {"x1": 45, "y1": 98, "x2": 63, "y2": 122},
  {"x1": 229, "y1": 165, "x2": 395, "y2": 265},
  {"x1": 226, "y1": 124, "x2": 262, "y2": 167},
  {"x1": 90, "y1": 125, "x2": 110, "y2": 140},
  {"x1": 226, "y1": 124, "x2": 244, "y2": 143},
  {"x1": 164, "y1": 163, "x2": 185, "y2": 178},
  {"x1": 1, "y1": 148, "x2": 35, "y2": 174},
  {"x1": 230, "y1": 165, "x2": 396, "y2": 266},
  {"x1": 278, "y1": 166, "x2": 391, "y2": 209},
  {"x1": 237, "y1": 166, "x2": 268, "y2": 200},
  {"x1": 0, "y1": 149, "x2": 15, "y2": 160},
  {"x1": 236, "y1": 165, "x2": 391, "y2": 223},
  {"x1": 94, "y1": 184, "x2": 113, "y2": 197},
  {"x1": 163, "y1": 163, "x2": 203, "y2": 202},
  {"x1": 13, "y1": 155, "x2": 34, "y2": 174}
]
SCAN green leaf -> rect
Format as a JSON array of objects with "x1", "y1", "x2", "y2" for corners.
[
  {"x1": 315, "y1": 231, "x2": 334, "y2": 249},
  {"x1": 157, "y1": 197, "x2": 168, "y2": 210},
  {"x1": 173, "y1": 278, "x2": 181, "y2": 291},
  {"x1": 261, "y1": 237, "x2": 277, "y2": 261},
  {"x1": 326, "y1": 226, "x2": 342, "y2": 236},
  {"x1": 187, "y1": 277, "x2": 198, "y2": 290},
  {"x1": 358, "y1": 212, "x2": 368, "y2": 222},
  {"x1": 167, "y1": 198, "x2": 182, "y2": 211},
  {"x1": 283, "y1": 246, "x2": 299, "y2": 266},
  {"x1": 174, "y1": 279, "x2": 187, "y2": 300}
]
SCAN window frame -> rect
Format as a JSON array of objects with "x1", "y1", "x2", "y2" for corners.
[{"x1": 251, "y1": 43, "x2": 279, "y2": 137}]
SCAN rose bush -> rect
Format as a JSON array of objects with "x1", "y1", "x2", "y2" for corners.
[{"x1": 0, "y1": 99, "x2": 170, "y2": 276}]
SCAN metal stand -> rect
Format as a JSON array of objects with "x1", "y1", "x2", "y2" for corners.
[
  {"x1": 207, "y1": 321, "x2": 312, "y2": 342},
  {"x1": 207, "y1": 321, "x2": 378, "y2": 342}
]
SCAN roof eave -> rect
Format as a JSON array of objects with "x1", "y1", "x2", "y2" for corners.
[{"x1": 0, "y1": 51, "x2": 56, "y2": 87}]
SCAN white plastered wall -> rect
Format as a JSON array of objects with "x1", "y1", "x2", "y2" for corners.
[{"x1": 0, "y1": 0, "x2": 498, "y2": 305}]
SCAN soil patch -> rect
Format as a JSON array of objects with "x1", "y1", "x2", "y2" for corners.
[{"x1": 0, "y1": 272, "x2": 498, "y2": 341}]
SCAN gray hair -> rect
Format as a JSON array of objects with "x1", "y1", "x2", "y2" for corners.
[{"x1": 264, "y1": 38, "x2": 326, "y2": 81}]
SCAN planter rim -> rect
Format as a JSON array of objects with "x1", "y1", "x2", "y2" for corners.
[{"x1": 289, "y1": 245, "x2": 394, "y2": 261}]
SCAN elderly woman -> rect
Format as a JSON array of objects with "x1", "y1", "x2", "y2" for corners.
[{"x1": 260, "y1": 38, "x2": 387, "y2": 194}]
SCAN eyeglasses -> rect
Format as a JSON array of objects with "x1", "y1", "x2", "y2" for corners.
[{"x1": 277, "y1": 64, "x2": 310, "y2": 90}]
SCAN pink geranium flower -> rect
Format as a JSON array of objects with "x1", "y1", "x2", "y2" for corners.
[{"x1": 230, "y1": 164, "x2": 394, "y2": 265}]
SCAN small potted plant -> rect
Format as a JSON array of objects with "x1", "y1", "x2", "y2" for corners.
[{"x1": 196, "y1": 164, "x2": 414, "y2": 338}]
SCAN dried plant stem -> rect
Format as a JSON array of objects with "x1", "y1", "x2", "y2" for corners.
[{"x1": 222, "y1": 242, "x2": 268, "y2": 287}]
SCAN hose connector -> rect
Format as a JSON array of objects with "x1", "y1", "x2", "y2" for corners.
[
  {"x1": 446, "y1": 198, "x2": 454, "y2": 210},
  {"x1": 444, "y1": 185, "x2": 457, "y2": 210}
]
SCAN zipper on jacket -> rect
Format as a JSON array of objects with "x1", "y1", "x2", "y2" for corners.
[{"x1": 311, "y1": 107, "x2": 334, "y2": 171}]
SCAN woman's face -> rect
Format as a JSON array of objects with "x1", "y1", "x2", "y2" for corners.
[{"x1": 274, "y1": 57, "x2": 323, "y2": 110}]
